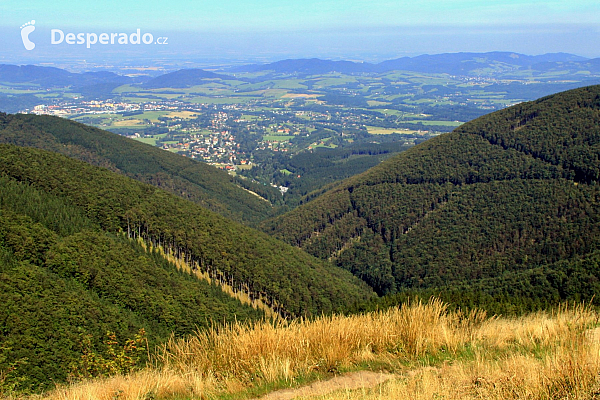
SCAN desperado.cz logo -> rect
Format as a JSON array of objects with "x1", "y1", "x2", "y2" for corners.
[
  {"x1": 51, "y1": 29, "x2": 168, "y2": 48},
  {"x1": 20, "y1": 20, "x2": 36, "y2": 50},
  {"x1": 20, "y1": 21, "x2": 168, "y2": 50}
]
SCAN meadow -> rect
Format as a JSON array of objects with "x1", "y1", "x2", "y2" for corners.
[{"x1": 12, "y1": 299, "x2": 599, "y2": 400}]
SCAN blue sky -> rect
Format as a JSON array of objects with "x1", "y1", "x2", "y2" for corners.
[
  {"x1": 5, "y1": 0, "x2": 599, "y2": 30},
  {"x1": 1, "y1": 0, "x2": 600, "y2": 65}
]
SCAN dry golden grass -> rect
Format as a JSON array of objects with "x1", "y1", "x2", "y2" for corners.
[
  {"x1": 158, "y1": 298, "x2": 464, "y2": 377},
  {"x1": 301, "y1": 304, "x2": 600, "y2": 400},
  {"x1": 14, "y1": 300, "x2": 600, "y2": 400},
  {"x1": 305, "y1": 335, "x2": 600, "y2": 400}
]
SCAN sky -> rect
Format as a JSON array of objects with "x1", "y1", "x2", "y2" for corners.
[{"x1": 1, "y1": 0, "x2": 599, "y2": 68}]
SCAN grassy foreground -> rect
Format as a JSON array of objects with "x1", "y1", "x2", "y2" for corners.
[{"x1": 8, "y1": 299, "x2": 600, "y2": 400}]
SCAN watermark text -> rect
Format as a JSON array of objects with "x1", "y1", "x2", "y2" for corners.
[{"x1": 50, "y1": 28, "x2": 167, "y2": 48}]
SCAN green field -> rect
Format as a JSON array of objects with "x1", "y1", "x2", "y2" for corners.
[
  {"x1": 263, "y1": 135, "x2": 292, "y2": 142},
  {"x1": 0, "y1": 87, "x2": 45, "y2": 94},
  {"x1": 132, "y1": 137, "x2": 159, "y2": 145},
  {"x1": 189, "y1": 96, "x2": 257, "y2": 104},
  {"x1": 404, "y1": 120, "x2": 464, "y2": 127},
  {"x1": 121, "y1": 96, "x2": 167, "y2": 103},
  {"x1": 366, "y1": 126, "x2": 420, "y2": 135},
  {"x1": 313, "y1": 142, "x2": 338, "y2": 148},
  {"x1": 271, "y1": 79, "x2": 308, "y2": 89},
  {"x1": 240, "y1": 114, "x2": 260, "y2": 121}
]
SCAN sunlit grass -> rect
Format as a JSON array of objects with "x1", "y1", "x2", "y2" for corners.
[{"x1": 14, "y1": 300, "x2": 600, "y2": 400}]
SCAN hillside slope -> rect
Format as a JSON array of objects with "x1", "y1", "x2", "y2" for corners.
[
  {"x1": 0, "y1": 143, "x2": 373, "y2": 315},
  {"x1": 0, "y1": 113, "x2": 278, "y2": 225},
  {"x1": 0, "y1": 175, "x2": 263, "y2": 390},
  {"x1": 264, "y1": 85, "x2": 600, "y2": 300},
  {"x1": 0, "y1": 144, "x2": 373, "y2": 390}
]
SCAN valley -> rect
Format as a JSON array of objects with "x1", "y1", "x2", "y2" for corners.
[{"x1": 1, "y1": 54, "x2": 600, "y2": 398}]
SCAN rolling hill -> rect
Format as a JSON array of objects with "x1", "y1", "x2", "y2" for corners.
[
  {"x1": 0, "y1": 64, "x2": 141, "y2": 111},
  {"x1": 0, "y1": 143, "x2": 374, "y2": 389},
  {"x1": 234, "y1": 58, "x2": 373, "y2": 75},
  {"x1": 233, "y1": 52, "x2": 590, "y2": 76},
  {"x1": 375, "y1": 52, "x2": 589, "y2": 75},
  {"x1": 142, "y1": 68, "x2": 234, "y2": 88},
  {"x1": 0, "y1": 64, "x2": 134, "y2": 88},
  {"x1": 264, "y1": 85, "x2": 600, "y2": 310},
  {"x1": 0, "y1": 113, "x2": 280, "y2": 225}
]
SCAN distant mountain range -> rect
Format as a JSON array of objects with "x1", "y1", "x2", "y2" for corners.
[
  {"x1": 0, "y1": 52, "x2": 597, "y2": 92},
  {"x1": 233, "y1": 52, "x2": 594, "y2": 76},
  {"x1": 0, "y1": 64, "x2": 135, "y2": 88},
  {"x1": 0, "y1": 64, "x2": 141, "y2": 109}
]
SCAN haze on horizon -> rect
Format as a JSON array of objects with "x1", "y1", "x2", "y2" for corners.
[{"x1": 1, "y1": 0, "x2": 599, "y2": 67}]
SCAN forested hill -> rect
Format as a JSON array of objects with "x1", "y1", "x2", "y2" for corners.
[
  {"x1": 264, "y1": 85, "x2": 600, "y2": 307},
  {"x1": 142, "y1": 68, "x2": 233, "y2": 88},
  {"x1": 0, "y1": 113, "x2": 278, "y2": 225},
  {"x1": 0, "y1": 144, "x2": 374, "y2": 390}
]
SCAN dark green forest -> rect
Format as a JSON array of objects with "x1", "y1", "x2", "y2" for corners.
[
  {"x1": 0, "y1": 145, "x2": 373, "y2": 391},
  {"x1": 265, "y1": 85, "x2": 600, "y2": 307},
  {"x1": 0, "y1": 176, "x2": 262, "y2": 390},
  {"x1": 242, "y1": 141, "x2": 413, "y2": 207}
]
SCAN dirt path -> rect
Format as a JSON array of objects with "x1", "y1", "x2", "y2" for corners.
[{"x1": 259, "y1": 371, "x2": 397, "y2": 400}]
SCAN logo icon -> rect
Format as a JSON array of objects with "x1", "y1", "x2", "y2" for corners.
[{"x1": 20, "y1": 20, "x2": 36, "y2": 51}]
